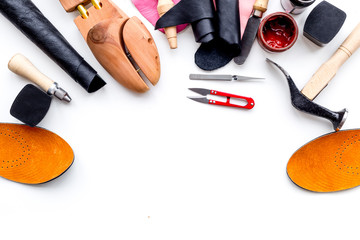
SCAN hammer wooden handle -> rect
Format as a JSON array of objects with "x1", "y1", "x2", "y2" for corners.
[
  {"x1": 8, "y1": 54, "x2": 54, "y2": 92},
  {"x1": 157, "y1": 0, "x2": 177, "y2": 49},
  {"x1": 302, "y1": 22, "x2": 360, "y2": 100}
]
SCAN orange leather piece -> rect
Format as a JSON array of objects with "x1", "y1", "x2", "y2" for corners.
[
  {"x1": 0, "y1": 123, "x2": 74, "y2": 184},
  {"x1": 287, "y1": 129, "x2": 360, "y2": 192}
]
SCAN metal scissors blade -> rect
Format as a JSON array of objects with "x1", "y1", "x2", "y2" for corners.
[
  {"x1": 188, "y1": 88, "x2": 211, "y2": 96},
  {"x1": 187, "y1": 97, "x2": 208, "y2": 104}
]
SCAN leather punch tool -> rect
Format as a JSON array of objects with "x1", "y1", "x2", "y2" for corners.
[
  {"x1": 188, "y1": 88, "x2": 255, "y2": 110},
  {"x1": 59, "y1": 0, "x2": 161, "y2": 93}
]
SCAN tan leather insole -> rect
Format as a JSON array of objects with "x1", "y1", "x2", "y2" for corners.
[
  {"x1": 287, "y1": 129, "x2": 360, "y2": 192},
  {"x1": 0, "y1": 123, "x2": 74, "y2": 184}
]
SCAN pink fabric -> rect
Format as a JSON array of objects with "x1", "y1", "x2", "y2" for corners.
[
  {"x1": 131, "y1": 0, "x2": 188, "y2": 33},
  {"x1": 240, "y1": 0, "x2": 256, "y2": 37}
]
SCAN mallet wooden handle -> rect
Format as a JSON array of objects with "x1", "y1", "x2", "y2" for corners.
[
  {"x1": 8, "y1": 54, "x2": 54, "y2": 92},
  {"x1": 302, "y1": 22, "x2": 360, "y2": 100},
  {"x1": 157, "y1": 0, "x2": 177, "y2": 49}
]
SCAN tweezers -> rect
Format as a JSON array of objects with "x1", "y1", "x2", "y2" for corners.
[{"x1": 189, "y1": 74, "x2": 264, "y2": 81}]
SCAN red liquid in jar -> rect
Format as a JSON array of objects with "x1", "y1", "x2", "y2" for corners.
[{"x1": 262, "y1": 16, "x2": 296, "y2": 49}]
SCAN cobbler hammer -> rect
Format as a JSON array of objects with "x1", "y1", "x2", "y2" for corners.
[{"x1": 267, "y1": 58, "x2": 347, "y2": 131}]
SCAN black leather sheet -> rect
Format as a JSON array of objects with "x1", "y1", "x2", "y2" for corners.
[
  {"x1": 155, "y1": 0, "x2": 241, "y2": 70},
  {"x1": 0, "y1": 0, "x2": 106, "y2": 93}
]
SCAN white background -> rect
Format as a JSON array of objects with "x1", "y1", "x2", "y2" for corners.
[{"x1": 0, "y1": 0, "x2": 359, "y2": 239}]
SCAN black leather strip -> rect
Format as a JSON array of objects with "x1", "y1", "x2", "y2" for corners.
[
  {"x1": 196, "y1": 0, "x2": 241, "y2": 70},
  {"x1": 216, "y1": 0, "x2": 241, "y2": 54},
  {"x1": 0, "y1": 0, "x2": 106, "y2": 93}
]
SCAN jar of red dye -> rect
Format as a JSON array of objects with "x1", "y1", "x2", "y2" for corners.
[{"x1": 257, "y1": 12, "x2": 298, "y2": 52}]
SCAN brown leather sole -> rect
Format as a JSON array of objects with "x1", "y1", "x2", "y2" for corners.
[
  {"x1": 0, "y1": 123, "x2": 74, "y2": 184},
  {"x1": 288, "y1": 129, "x2": 360, "y2": 192}
]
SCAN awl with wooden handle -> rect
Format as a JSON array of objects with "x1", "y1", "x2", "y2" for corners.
[
  {"x1": 157, "y1": 0, "x2": 177, "y2": 49},
  {"x1": 302, "y1": 22, "x2": 360, "y2": 100},
  {"x1": 8, "y1": 54, "x2": 71, "y2": 102}
]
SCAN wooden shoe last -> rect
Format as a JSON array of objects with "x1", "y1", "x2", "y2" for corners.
[{"x1": 59, "y1": 0, "x2": 161, "y2": 93}]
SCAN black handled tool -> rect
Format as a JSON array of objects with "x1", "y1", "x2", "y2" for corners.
[{"x1": 234, "y1": 0, "x2": 269, "y2": 65}]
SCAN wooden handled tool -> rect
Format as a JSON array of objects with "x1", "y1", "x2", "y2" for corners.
[
  {"x1": 157, "y1": 0, "x2": 177, "y2": 49},
  {"x1": 302, "y1": 22, "x2": 360, "y2": 100},
  {"x1": 8, "y1": 54, "x2": 71, "y2": 102},
  {"x1": 58, "y1": 0, "x2": 161, "y2": 93}
]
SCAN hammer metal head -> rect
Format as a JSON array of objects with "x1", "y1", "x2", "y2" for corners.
[{"x1": 266, "y1": 58, "x2": 348, "y2": 131}]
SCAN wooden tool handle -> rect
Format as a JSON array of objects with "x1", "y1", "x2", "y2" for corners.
[
  {"x1": 157, "y1": 0, "x2": 177, "y2": 49},
  {"x1": 253, "y1": 0, "x2": 269, "y2": 13},
  {"x1": 341, "y1": 22, "x2": 360, "y2": 56},
  {"x1": 301, "y1": 23, "x2": 360, "y2": 100},
  {"x1": 157, "y1": 0, "x2": 174, "y2": 16},
  {"x1": 8, "y1": 54, "x2": 54, "y2": 92}
]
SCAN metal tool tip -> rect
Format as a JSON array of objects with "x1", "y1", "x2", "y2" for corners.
[
  {"x1": 336, "y1": 108, "x2": 348, "y2": 131},
  {"x1": 63, "y1": 95, "x2": 72, "y2": 103},
  {"x1": 54, "y1": 87, "x2": 72, "y2": 102},
  {"x1": 266, "y1": 58, "x2": 274, "y2": 64},
  {"x1": 266, "y1": 58, "x2": 290, "y2": 77}
]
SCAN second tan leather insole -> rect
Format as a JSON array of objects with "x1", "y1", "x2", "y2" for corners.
[{"x1": 288, "y1": 129, "x2": 360, "y2": 192}]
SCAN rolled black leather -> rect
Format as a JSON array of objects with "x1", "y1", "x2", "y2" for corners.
[
  {"x1": 0, "y1": 0, "x2": 106, "y2": 93},
  {"x1": 155, "y1": 0, "x2": 241, "y2": 70}
]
